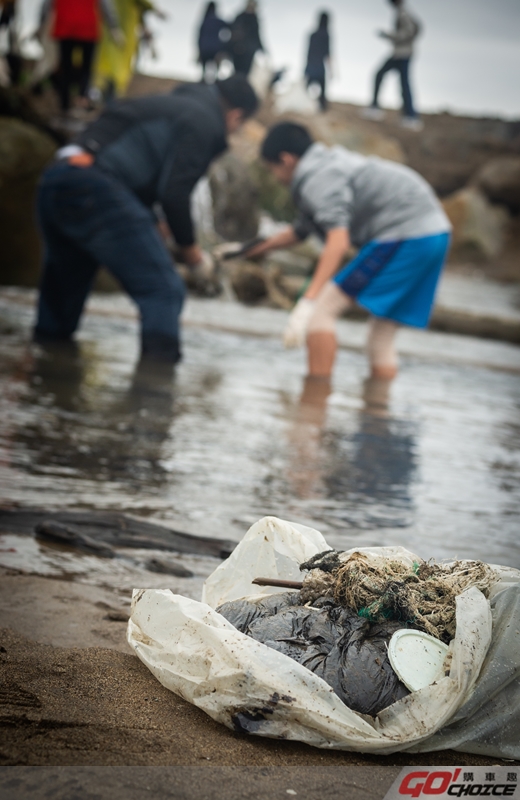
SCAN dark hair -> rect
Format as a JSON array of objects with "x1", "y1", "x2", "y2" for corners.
[
  {"x1": 261, "y1": 122, "x2": 314, "y2": 162},
  {"x1": 204, "y1": 2, "x2": 217, "y2": 18},
  {"x1": 216, "y1": 75, "x2": 259, "y2": 118},
  {"x1": 318, "y1": 11, "x2": 329, "y2": 29}
]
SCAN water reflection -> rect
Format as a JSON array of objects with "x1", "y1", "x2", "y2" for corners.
[
  {"x1": 1, "y1": 291, "x2": 519, "y2": 567},
  {"x1": 21, "y1": 345, "x2": 177, "y2": 490},
  {"x1": 286, "y1": 375, "x2": 418, "y2": 531},
  {"x1": 325, "y1": 377, "x2": 417, "y2": 523}
]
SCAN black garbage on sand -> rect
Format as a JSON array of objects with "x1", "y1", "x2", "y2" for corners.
[{"x1": 217, "y1": 591, "x2": 411, "y2": 717}]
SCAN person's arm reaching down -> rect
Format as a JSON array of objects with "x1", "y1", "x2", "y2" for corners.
[
  {"x1": 160, "y1": 119, "x2": 220, "y2": 266},
  {"x1": 284, "y1": 227, "x2": 350, "y2": 348},
  {"x1": 244, "y1": 227, "x2": 300, "y2": 258},
  {"x1": 305, "y1": 227, "x2": 350, "y2": 300}
]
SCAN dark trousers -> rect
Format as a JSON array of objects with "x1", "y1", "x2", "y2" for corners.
[
  {"x1": 58, "y1": 39, "x2": 96, "y2": 111},
  {"x1": 35, "y1": 162, "x2": 186, "y2": 363},
  {"x1": 232, "y1": 48, "x2": 256, "y2": 77},
  {"x1": 306, "y1": 68, "x2": 327, "y2": 111},
  {"x1": 372, "y1": 57, "x2": 416, "y2": 118}
]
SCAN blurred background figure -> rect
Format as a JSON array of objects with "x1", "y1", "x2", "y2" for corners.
[
  {"x1": 39, "y1": 0, "x2": 123, "y2": 113},
  {"x1": 95, "y1": 0, "x2": 167, "y2": 100},
  {"x1": 0, "y1": 0, "x2": 22, "y2": 86},
  {"x1": 197, "y1": 1, "x2": 230, "y2": 82},
  {"x1": 363, "y1": 0, "x2": 422, "y2": 130},
  {"x1": 230, "y1": 0, "x2": 264, "y2": 77},
  {"x1": 304, "y1": 10, "x2": 331, "y2": 112}
]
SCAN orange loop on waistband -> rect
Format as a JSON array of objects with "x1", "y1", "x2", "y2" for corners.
[{"x1": 67, "y1": 153, "x2": 95, "y2": 168}]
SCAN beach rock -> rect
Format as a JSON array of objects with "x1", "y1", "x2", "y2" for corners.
[
  {"x1": 1, "y1": 508, "x2": 236, "y2": 558},
  {"x1": 229, "y1": 117, "x2": 267, "y2": 165},
  {"x1": 319, "y1": 121, "x2": 405, "y2": 163},
  {"x1": 475, "y1": 156, "x2": 520, "y2": 211},
  {"x1": 229, "y1": 262, "x2": 268, "y2": 304},
  {"x1": 145, "y1": 557, "x2": 194, "y2": 578},
  {"x1": 249, "y1": 160, "x2": 295, "y2": 223},
  {"x1": 0, "y1": 117, "x2": 56, "y2": 286},
  {"x1": 442, "y1": 187, "x2": 510, "y2": 262},
  {"x1": 34, "y1": 521, "x2": 115, "y2": 558},
  {"x1": 209, "y1": 152, "x2": 260, "y2": 242}
]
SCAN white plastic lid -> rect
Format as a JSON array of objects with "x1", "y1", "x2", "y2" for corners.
[{"x1": 388, "y1": 629, "x2": 449, "y2": 692}]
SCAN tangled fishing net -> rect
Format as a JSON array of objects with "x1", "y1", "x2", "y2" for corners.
[{"x1": 299, "y1": 550, "x2": 497, "y2": 643}]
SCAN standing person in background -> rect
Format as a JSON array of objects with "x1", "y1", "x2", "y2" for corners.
[
  {"x1": 39, "y1": 0, "x2": 124, "y2": 113},
  {"x1": 230, "y1": 0, "x2": 264, "y2": 77},
  {"x1": 304, "y1": 11, "x2": 330, "y2": 112},
  {"x1": 197, "y1": 2, "x2": 230, "y2": 82},
  {"x1": 95, "y1": 0, "x2": 167, "y2": 100},
  {"x1": 363, "y1": 0, "x2": 422, "y2": 130}
]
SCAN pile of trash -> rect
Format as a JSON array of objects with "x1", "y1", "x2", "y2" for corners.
[
  {"x1": 299, "y1": 549, "x2": 497, "y2": 642},
  {"x1": 215, "y1": 548, "x2": 496, "y2": 716},
  {"x1": 128, "y1": 517, "x2": 520, "y2": 757}
]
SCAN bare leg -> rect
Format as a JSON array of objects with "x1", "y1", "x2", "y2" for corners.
[
  {"x1": 366, "y1": 317, "x2": 400, "y2": 379},
  {"x1": 307, "y1": 282, "x2": 352, "y2": 378}
]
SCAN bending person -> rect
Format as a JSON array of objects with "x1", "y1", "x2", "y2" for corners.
[
  {"x1": 248, "y1": 122, "x2": 450, "y2": 381},
  {"x1": 34, "y1": 76, "x2": 258, "y2": 363}
]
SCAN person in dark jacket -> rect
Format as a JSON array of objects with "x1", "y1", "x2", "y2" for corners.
[
  {"x1": 197, "y1": 1, "x2": 230, "y2": 81},
  {"x1": 230, "y1": 0, "x2": 263, "y2": 77},
  {"x1": 34, "y1": 76, "x2": 259, "y2": 364},
  {"x1": 305, "y1": 11, "x2": 330, "y2": 112}
]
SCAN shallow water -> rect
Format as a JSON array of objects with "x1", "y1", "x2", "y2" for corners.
[{"x1": 1, "y1": 290, "x2": 519, "y2": 576}]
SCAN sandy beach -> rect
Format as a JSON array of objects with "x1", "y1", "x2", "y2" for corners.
[{"x1": 1, "y1": 583, "x2": 514, "y2": 768}]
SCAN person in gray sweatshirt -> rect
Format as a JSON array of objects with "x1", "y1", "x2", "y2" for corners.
[
  {"x1": 363, "y1": 0, "x2": 422, "y2": 129},
  {"x1": 246, "y1": 122, "x2": 450, "y2": 382}
]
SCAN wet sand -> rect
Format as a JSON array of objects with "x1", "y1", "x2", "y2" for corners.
[
  {"x1": 0, "y1": 568, "x2": 518, "y2": 768},
  {"x1": 0, "y1": 617, "x2": 513, "y2": 768}
]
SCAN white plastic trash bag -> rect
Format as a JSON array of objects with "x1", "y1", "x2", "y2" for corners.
[{"x1": 127, "y1": 516, "x2": 519, "y2": 755}]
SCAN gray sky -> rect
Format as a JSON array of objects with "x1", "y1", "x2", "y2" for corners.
[{"x1": 17, "y1": 0, "x2": 520, "y2": 118}]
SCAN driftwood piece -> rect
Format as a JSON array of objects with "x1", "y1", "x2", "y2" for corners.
[
  {"x1": 252, "y1": 578, "x2": 304, "y2": 589},
  {"x1": 0, "y1": 509, "x2": 236, "y2": 559}
]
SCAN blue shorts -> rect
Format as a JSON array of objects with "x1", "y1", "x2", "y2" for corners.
[{"x1": 333, "y1": 232, "x2": 450, "y2": 328}]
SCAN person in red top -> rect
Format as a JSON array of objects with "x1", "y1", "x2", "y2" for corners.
[{"x1": 39, "y1": 0, "x2": 122, "y2": 112}]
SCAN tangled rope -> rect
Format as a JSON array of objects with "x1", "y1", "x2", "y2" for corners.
[{"x1": 300, "y1": 552, "x2": 496, "y2": 642}]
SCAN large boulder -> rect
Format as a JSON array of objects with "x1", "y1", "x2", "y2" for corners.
[
  {"x1": 475, "y1": 156, "x2": 520, "y2": 211},
  {"x1": 0, "y1": 117, "x2": 56, "y2": 285},
  {"x1": 319, "y1": 121, "x2": 405, "y2": 163},
  {"x1": 442, "y1": 186, "x2": 510, "y2": 263},
  {"x1": 209, "y1": 152, "x2": 260, "y2": 242}
]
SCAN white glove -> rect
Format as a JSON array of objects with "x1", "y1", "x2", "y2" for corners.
[{"x1": 283, "y1": 298, "x2": 316, "y2": 349}]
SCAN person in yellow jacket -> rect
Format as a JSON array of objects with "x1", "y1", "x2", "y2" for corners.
[{"x1": 94, "y1": 0, "x2": 166, "y2": 98}]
